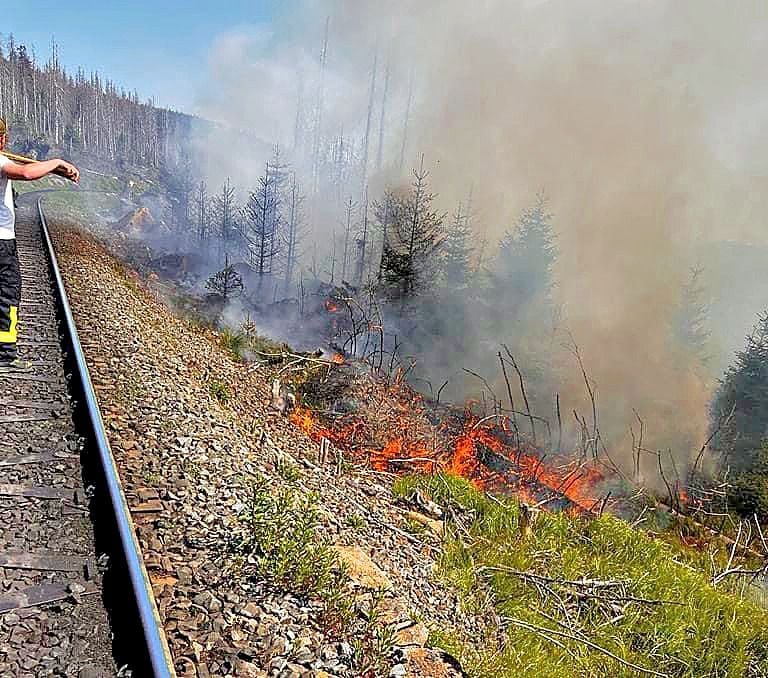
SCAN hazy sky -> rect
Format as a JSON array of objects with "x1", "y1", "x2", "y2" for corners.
[{"x1": 4, "y1": 0, "x2": 282, "y2": 110}]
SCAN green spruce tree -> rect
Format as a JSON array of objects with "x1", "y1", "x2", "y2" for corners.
[
  {"x1": 376, "y1": 157, "x2": 445, "y2": 307},
  {"x1": 489, "y1": 192, "x2": 557, "y2": 327},
  {"x1": 485, "y1": 193, "x2": 559, "y2": 411},
  {"x1": 673, "y1": 265, "x2": 712, "y2": 367},
  {"x1": 442, "y1": 202, "x2": 473, "y2": 289},
  {"x1": 712, "y1": 312, "x2": 768, "y2": 480}
]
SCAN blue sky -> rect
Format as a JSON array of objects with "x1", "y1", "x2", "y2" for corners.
[{"x1": 5, "y1": 1, "x2": 281, "y2": 112}]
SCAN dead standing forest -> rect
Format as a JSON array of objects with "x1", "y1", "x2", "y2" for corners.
[{"x1": 2, "y1": 35, "x2": 768, "y2": 527}]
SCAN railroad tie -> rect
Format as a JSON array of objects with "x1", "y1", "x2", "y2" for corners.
[
  {"x1": 0, "y1": 582, "x2": 98, "y2": 614},
  {"x1": 0, "y1": 483, "x2": 78, "y2": 501},
  {"x1": 0, "y1": 550, "x2": 92, "y2": 574},
  {"x1": 0, "y1": 372, "x2": 61, "y2": 383},
  {"x1": 0, "y1": 451, "x2": 77, "y2": 467}
]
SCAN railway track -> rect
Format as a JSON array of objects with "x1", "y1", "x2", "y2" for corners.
[{"x1": 0, "y1": 199, "x2": 174, "y2": 677}]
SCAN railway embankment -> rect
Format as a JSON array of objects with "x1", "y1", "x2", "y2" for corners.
[{"x1": 52, "y1": 220, "x2": 473, "y2": 677}]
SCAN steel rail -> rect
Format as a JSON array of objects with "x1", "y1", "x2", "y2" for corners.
[{"x1": 36, "y1": 198, "x2": 176, "y2": 677}]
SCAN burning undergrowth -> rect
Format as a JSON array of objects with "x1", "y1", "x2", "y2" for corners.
[
  {"x1": 289, "y1": 358, "x2": 615, "y2": 517},
  {"x1": 53, "y1": 217, "x2": 768, "y2": 677},
  {"x1": 65, "y1": 215, "x2": 726, "y2": 530},
  {"x1": 73, "y1": 215, "x2": 708, "y2": 532}
]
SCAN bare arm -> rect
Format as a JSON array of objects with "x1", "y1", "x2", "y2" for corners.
[{"x1": 1, "y1": 158, "x2": 79, "y2": 183}]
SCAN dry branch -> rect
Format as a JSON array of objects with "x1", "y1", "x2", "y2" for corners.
[
  {"x1": 498, "y1": 351, "x2": 519, "y2": 434},
  {"x1": 503, "y1": 617, "x2": 669, "y2": 677},
  {"x1": 693, "y1": 404, "x2": 736, "y2": 473},
  {"x1": 502, "y1": 345, "x2": 537, "y2": 444}
]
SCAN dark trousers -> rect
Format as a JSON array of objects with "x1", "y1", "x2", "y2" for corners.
[{"x1": 0, "y1": 239, "x2": 20, "y2": 361}]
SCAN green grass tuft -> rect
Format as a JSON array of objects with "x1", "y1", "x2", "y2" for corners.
[
  {"x1": 275, "y1": 455, "x2": 302, "y2": 482},
  {"x1": 230, "y1": 477, "x2": 353, "y2": 634},
  {"x1": 219, "y1": 328, "x2": 246, "y2": 360},
  {"x1": 208, "y1": 380, "x2": 231, "y2": 404},
  {"x1": 344, "y1": 512, "x2": 367, "y2": 531}
]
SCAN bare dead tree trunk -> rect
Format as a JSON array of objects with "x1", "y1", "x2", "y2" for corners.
[
  {"x1": 311, "y1": 16, "x2": 330, "y2": 195},
  {"x1": 399, "y1": 67, "x2": 414, "y2": 174},
  {"x1": 284, "y1": 172, "x2": 303, "y2": 293},
  {"x1": 356, "y1": 188, "x2": 370, "y2": 285},
  {"x1": 293, "y1": 68, "x2": 305, "y2": 153},
  {"x1": 376, "y1": 57, "x2": 391, "y2": 172},
  {"x1": 330, "y1": 228, "x2": 338, "y2": 284},
  {"x1": 360, "y1": 49, "x2": 378, "y2": 195},
  {"x1": 342, "y1": 197, "x2": 355, "y2": 282}
]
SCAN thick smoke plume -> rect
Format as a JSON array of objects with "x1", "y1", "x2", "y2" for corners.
[{"x1": 193, "y1": 1, "x2": 768, "y2": 475}]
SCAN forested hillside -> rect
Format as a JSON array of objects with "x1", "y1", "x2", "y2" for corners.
[{"x1": 0, "y1": 36, "x2": 193, "y2": 167}]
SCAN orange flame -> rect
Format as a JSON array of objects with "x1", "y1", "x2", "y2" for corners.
[
  {"x1": 324, "y1": 299, "x2": 339, "y2": 313},
  {"x1": 290, "y1": 402, "x2": 608, "y2": 514}
]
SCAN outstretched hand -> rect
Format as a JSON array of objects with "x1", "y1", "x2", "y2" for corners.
[{"x1": 58, "y1": 160, "x2": 80, "y2": 183}]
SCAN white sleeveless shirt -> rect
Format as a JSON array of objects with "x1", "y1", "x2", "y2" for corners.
[{"x1": 0, "y1": 155, "x2": 15, "y2": 240}]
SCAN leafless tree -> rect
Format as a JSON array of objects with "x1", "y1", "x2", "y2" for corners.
[
  {"x1": 242, "y1": 164, "x2": 281, "y2": 292},
  {"x1": 193, "y1": 180, "x2": 209, "y2": 242},
  {"x1": 376, "y1": 57, "x2": 391, "y2": 171},
  {"x1": 360, "y1": 49, "x2": 378, "y2": 193},
  {"x1": 283, "y1": 172, "x2": 306, "y2": 294},
  {"x1": 310, "y1": 17, "x2": 330, "y2": 194},
  {"x1": 399, "y1": 68, "x2": 415, "y2": 173},
  {"x1": 341, "y1": 196, "x2": 356, "y2": 282},
  {"x1": 354, "y1": 189, "x2": 371, "y2": 285},
  {"x1": 212, "y1": 178, "x2": 238, "y2": 262}
]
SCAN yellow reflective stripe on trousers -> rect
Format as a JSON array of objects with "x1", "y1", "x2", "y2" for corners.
[{"x1": 0, "y1": 306, "x2": 18, "y2": 344}]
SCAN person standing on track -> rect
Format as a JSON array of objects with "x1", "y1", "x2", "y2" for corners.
[{"x1": 0, "y1": 116, "x2": 79, "y2": 369}]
